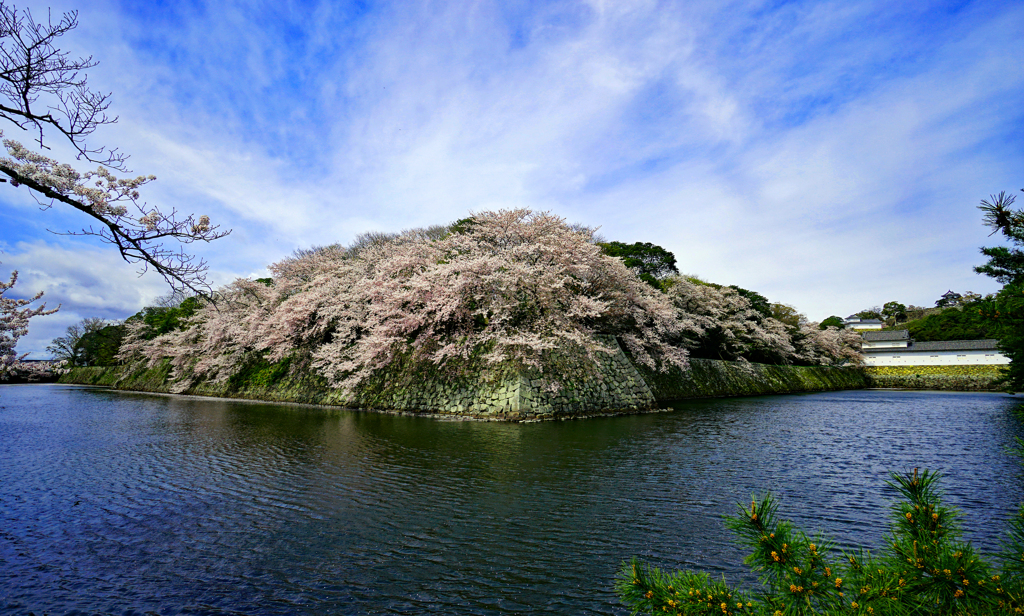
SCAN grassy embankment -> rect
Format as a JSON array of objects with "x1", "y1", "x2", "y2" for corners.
[
  {"x1": 863, "y1": 364, "x2": 1007, "y2": 391},
  {"x1": 60, "y1": 353, "x2": 869, "y2": 418}
]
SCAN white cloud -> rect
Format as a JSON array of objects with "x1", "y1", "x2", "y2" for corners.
[
  {"x1": 1, "y1": 241, "x2": 176, "y2": 357},
  {"x1": 2, "y1": 0, "x2": 1022, "y2": 328}
]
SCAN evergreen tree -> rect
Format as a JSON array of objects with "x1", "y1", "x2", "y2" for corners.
[
  {"x1": 975, "y1": 190, "x2": 1024, "y2": 392},
  {"x1": 819, "y1": 315, "x2": 845, "y2": 330},
  {"x1": 77, "y1": 323, "x2": 126, "y2": 366},
  {"x1": 881, "y1": 301, "x2": 908, "y2": 324},
  {"x1": 597, "y1": 241, "x2": 679, "y2": 290},
  {"x1": 618, "y1": 469, "x2": 1024, "y2": 615},
  {"x1": 905, "y1": 305, "x2": 996, "y2": 341}
]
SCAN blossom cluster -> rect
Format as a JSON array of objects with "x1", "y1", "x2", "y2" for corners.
[
  {"x1": 664, "y1": 277, "x2": 862, "y2": 366},
  {"x1": 665, "y1": 278, "x2": 794, "y2": 362},
  {"x1": 0, "y1": 132, "x2": 228, "y2": 294},
  {"x1": 1, "y1": 134, "x2": 151, "y2": 218},
  {"x1": 120, "y1": 209, "x2": 861, "y2": 392},
  {"x1": 1, "y1": 267, "x2": 58, "y2": 378},
  {"x1": 120, "y1": 210, "x2": 693, "y2": 390},
  {"x1": 1, "y1": 359, "x2": 65, "y2": 382}
]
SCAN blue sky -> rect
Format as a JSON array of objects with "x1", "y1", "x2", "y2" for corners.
[{"x1": 2, "y1": 0, "x2": 1023, "y2": 357}]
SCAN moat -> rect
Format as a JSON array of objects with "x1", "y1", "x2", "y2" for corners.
[{"x1": 1, "y1": 385, "x2": 1022, "y2": 615}]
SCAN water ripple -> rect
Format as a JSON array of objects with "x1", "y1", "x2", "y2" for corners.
[{"x1": 1, "y1": 386, "x2": 1022, "y2": 614}]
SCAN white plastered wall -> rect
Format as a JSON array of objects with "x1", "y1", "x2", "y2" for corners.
[{"x1": 864, "y1": 350, "x2": 1010, "y2": 366}]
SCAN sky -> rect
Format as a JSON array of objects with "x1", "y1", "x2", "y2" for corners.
[{"x1": 2, "y1": 0, "x2": 1023, "y2": 358}]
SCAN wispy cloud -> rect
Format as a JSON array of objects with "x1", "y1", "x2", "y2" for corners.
[
  {"x1": 1, "y1": 241, "x2": 170, "y2": 356},
  {"x1": 3, "y1": 0, "x2": 1022, "y2": 357}
]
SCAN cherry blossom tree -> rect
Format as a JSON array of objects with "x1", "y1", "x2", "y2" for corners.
[
  {"x1": 1, "y1": 265, "x2": 58, "y2": 378},
  {"x1": 121, "y1": 210, "x2": 691, "y2": 392},
  {"x1": 791, "y1": 322, "x2": 864, "y2": 366},
  {"x1": 663, "y1": 276, "x2": 795, "y2": 362},
  {"x1": 119, "y1": 211, "x2": 861, "y2": 391},
  {"x1": 0, "y1": 4, "x2": 228, "y2": 295},
  {"x1": 662, "y1": 277, "x2": 862, "y2": 365}
]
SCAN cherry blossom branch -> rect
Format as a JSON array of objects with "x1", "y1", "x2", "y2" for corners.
[{"x1": 0, "y1": 134, "x2": 229, "y2": 295}]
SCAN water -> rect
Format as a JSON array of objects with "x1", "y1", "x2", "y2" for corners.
[{"x1": 1, "y1": 385, "x2": 1022, "y2": 615}]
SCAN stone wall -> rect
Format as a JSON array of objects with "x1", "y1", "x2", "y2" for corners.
[
  {"x1": 60, "y1": 338, "x2": 657, "y2": 421},
  {"x1": 337, "y1": 339, "x2": 655, "y2": 420},
  {"x1": 635, "y1": 357, "x2": 867, "y2": 400},
  {"x1": 863, "y1": 364, "x2": 1007, "y2": 391},
  {"x1": 60, "y1": 340, "x2": 874, "y2": 420}
]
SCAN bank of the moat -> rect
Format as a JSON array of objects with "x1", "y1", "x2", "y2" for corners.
[
  {"x1": 862, "y1": 364, "x2": 1007, "y2": 391},
  {"x1": 60, "y1": 339, "x2": 868, "y2": 421}
]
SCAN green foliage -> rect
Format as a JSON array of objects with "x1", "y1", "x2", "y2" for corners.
[
  {"x1": 126, "y1": 296, "x2": 203, "y2": 340},
  {"x1": 975, "y1": 189, "x2": 1024, "y2": 391},
  {"x1": 617, "y1": 559, "x2": 757, "y2": 615},
  {"x1": 903, "y1": 303, "x2": 997, "y2": 342},
  {"x1": 598, "y1": 241, "x2": 679, "y2": 290},
  {"x1": 820, "y1": 316, "x2": 845, "y2": 330},
  {"x1": 770, "y1": 303, "x2": 805, "y2": 329},
  {"x1": 226, "y1": 354, "x2": 294, "y2": 391},
  {"x1": 730, "y1": 287, "x2": 772, "y2": 319},
  {"x1": 986, "y1": 282, "x2": 1024, "y2": 393},
  {"x1": 882, "y1": 301, "x2": 908, "y2": 323},
  {"x1": 47, "y1": 317, "x2": 108, "y2": 366},
  {"x1": 856, "y1": 308, "x2": 882, "y2": 320},
  {"x1": 448, "y1": 216, "x2": 478, "y2": 236},
  {"x1": 977, "y1": 247, "x2": 1024, "y2": 286},
  {"x1": 976, "y1": 191, "x2": 1024, "y2": 285},
  {"x1": 999, "y1": 501, "x2": 1024, "y2": 584},
  {"x1": 618, "y1": 469, "x2": 1024, "y2": 615},
  {"x1": 77, "y1": 324, "x2": 126, "y2": 366}
]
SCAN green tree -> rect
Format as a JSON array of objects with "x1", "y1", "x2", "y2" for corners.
[
  {"x1": 819, "y1": 315, "x2": 844, "y2": 329},
  {"x1": 881, "y1": 301, "x2": 907, "y2": 324},
  {"x1": 598, "y1": 241, "x2": 679, "y2": 290},
  {"x1": 856, "y1": 307, "x2": 882, "y2": 320},
  {"x1": 904, "y1": 302, "x2": 997, "y2": 341},
  {"x1": 975, "y1": 190, "x2": 1024, "y2": 392},
  {"x1": 77, "y1": 323, "x2": 126, "y2": 366},
  {"x1": 46, "y1": 317, "x2": 107, "y2": 365},
  {"x1": 769, "y1": 303, "x2": 805, "y2": 329},
  {"x1": 125, "y1": 295, "x2": 203, "y2": 340},
  {"x1": 976, "y1": 191, "x2": 1024, "y2": 285}
]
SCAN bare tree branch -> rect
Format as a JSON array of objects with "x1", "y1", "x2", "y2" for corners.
[
  {"x1": 0, "y1": 4, "x2": 123, "y2": 167},
  {"x1": 0, "y1": 3, "x2": 231, "y2": 296}
]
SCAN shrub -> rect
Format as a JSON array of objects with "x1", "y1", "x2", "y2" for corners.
[{"x1": 618, "y1": 469, "x2": 1024, "y2": 615}]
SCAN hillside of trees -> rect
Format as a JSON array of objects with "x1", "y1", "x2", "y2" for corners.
[
  {"x1": 52, "y1": 211, "x2": 862, "y2": 391},
  {"x1": 850, "y1": 292, "x2": 998, "y2": 342}
]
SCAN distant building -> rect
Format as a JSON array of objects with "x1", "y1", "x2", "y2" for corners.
[
  {"x1": 936, "y1": 290, "x2": 963, "y2": 307},
  {"x1": 844, "y1": 315, "x2": 884, "y2": 331},
  {"x1": 860, "y1": 329, "x2": 910, "y2": 351},
  {"x1": 860, "y1": 330, "x2": 1008, "y2": 366}
]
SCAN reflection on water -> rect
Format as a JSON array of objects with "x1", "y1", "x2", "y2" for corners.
[{"x1": 1, "y1": 385, "x2": 1022, "y2": 614}]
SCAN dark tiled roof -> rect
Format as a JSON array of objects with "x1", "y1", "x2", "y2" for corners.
[
  {"x1": 862, "y1": 330, "x2": 910, "y2": 341},
  {"x1": 909, "y1": 339, "x2": 1001, "y2": 352}
]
